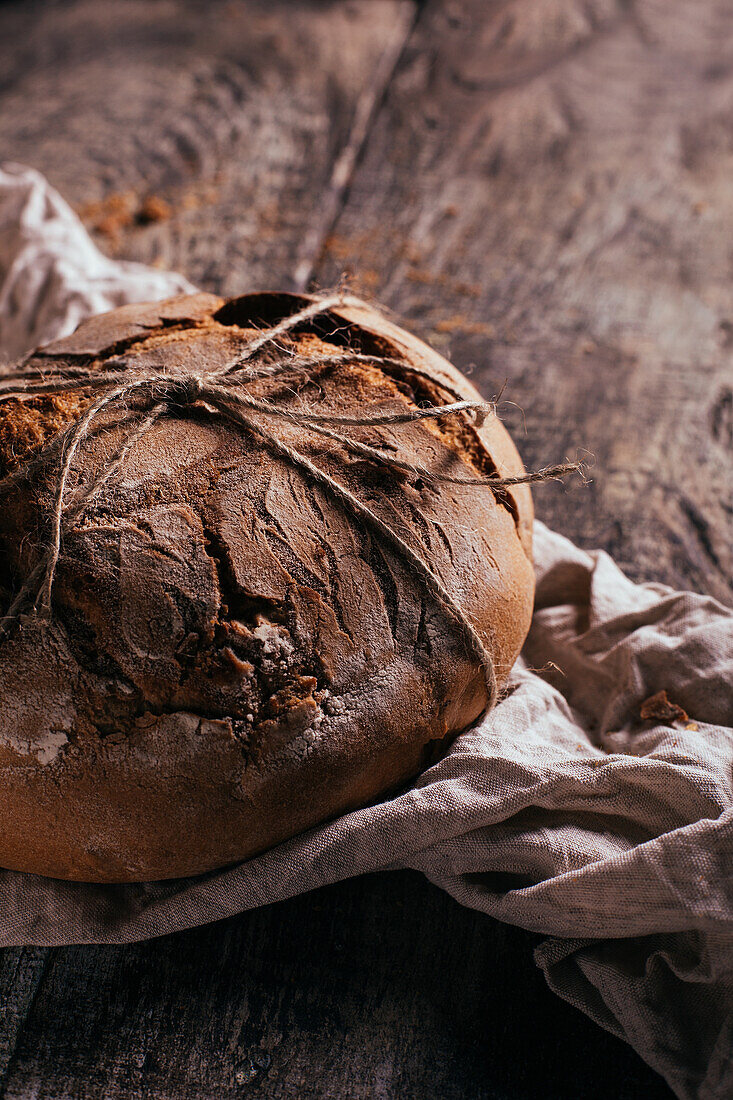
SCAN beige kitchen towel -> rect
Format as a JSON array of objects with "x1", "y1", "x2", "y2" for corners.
[{"x1": 1, "y1": 164, "x2": 731, "y2": 1100}]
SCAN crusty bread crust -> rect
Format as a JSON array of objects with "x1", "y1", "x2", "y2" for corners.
[{"x1": 0, "y1": 293, "x2": 533, "y2": 881}]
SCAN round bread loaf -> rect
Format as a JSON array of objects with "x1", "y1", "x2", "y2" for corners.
[{"x1": 0, "y1": 292, "x2": 534, "y2": 882}]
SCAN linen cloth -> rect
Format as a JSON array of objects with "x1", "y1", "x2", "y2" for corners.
[{"x1": 0, "y1": 164, "x2": 731, "y2": 1100}]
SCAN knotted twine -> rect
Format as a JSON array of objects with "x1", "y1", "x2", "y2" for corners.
[{"x1": 0, "y1": 292, "x2": 578, "y2": 710}]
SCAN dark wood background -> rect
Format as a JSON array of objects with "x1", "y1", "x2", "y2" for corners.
[{"x1": 1, "y1": 1, "x2": 731, "y2": 1096}]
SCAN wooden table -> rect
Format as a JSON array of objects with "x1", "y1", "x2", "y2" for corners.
[{"x1": 1, "y1": 2, "x2": 730, "y2": 1096}]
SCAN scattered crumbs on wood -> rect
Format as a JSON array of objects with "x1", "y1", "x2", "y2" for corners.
[
  {"x1": 77, "y1": 183, "x2": 217, "y2": 246},
  {"x1": 323, "y1": 230, "x2": 375, "y2": 262},
  {"x1": 639, "y1": 689, "x2": 690, "y2": 725},
  {"x1": 406, "y1": 267, "x2": 482, "y2": 298},
  {"x1": 77, "y1": 190, "x2": 170, "y2": 244},
  {"x1": 76, "y1": 190, "x2": 136, "y2": 243},
  {"x1": 433, "y1": 314, "x2": 495, "y2": 336},
  {"x1": 137, "y1": 194, "x2": 171, "y2": 225},
  {"x1": 323, "y1": 232, "x2": 482, "y2": 301}
]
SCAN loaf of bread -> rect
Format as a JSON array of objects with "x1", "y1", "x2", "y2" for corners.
[{"x1": 0, "y1": 293, "x2": 534, "y2": 882}]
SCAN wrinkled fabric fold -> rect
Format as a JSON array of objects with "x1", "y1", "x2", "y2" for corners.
[{"x1": 0, "y1": 164, "x2": 731, "y2": 1100}]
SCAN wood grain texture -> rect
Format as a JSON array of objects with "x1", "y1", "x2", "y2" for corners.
[
  {"x1": 0, "y1": 949, "x2": 50, "y2": 1083},
  {"x1": 320, "y1": 0, "x2": 733, "y2": 603},
  {"x1": 0, "y1": 0, "x2": 413, "y2": 295},
  {"x1": 0, "y1": 875, "x2": 673, "y2": 1100},
  {"x1": 1, "y1": 0, "x2": 726, "y2": 1096}
]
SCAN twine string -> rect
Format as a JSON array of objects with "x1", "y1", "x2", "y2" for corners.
[
  {"x1": 0, "y1": 408, "x2": 166, "y2": 638},
  {"x1": 0, "y1": 294, "x2": 581, "y2": 708},
  {"x1": 211, "y1": 293, "x2": 362, "y2": 378}
]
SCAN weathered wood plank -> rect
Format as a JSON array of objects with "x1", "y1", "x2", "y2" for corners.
[
  {"x1": 319, "y1": 0, "x2": 733, "y2": 603},
  {"x1": 0, "y1": 949, "x2": 50, "y2": 1083},
  {"x1": 0, "y1": 874, "x2": 672, "y2": 1100},
  {"x1": 0, "y1": 1, "x2": 718, "y2": 1097},
  {"x1": 0, "y1": 0, "x2": 414, "y2": 296}
]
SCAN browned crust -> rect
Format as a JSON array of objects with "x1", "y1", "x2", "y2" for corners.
[
  {"x1": 319, "y1": 294, "x2": 534, "y2": 560},
  {"x1": 0, "y1": 293, "x2": 534, "y2": 882}
]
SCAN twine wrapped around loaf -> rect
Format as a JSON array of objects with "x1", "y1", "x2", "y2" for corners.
[{"x1": 0, "y1": 292, "x2": 580, "y2": 709}]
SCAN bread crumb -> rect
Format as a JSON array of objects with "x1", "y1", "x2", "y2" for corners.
[
  {"x1": 137, "y1": 195, "x2": 172, "y2": 225},
  {"x1": 640, "y1": 690, "x2": 690, "y2": 725}
]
